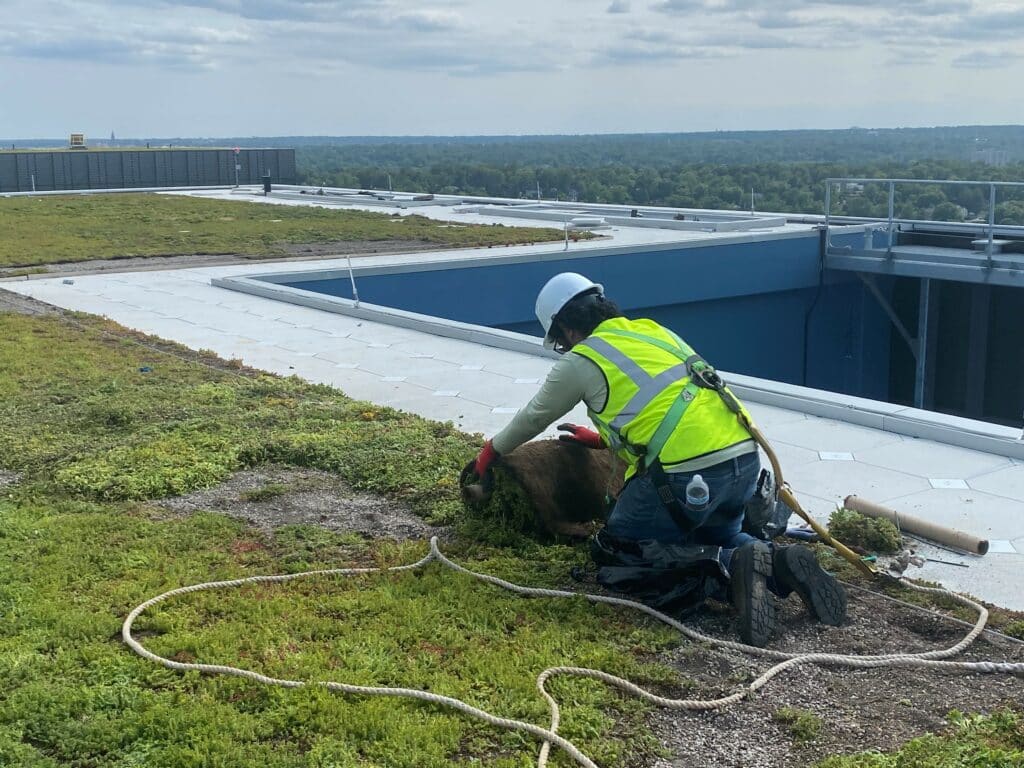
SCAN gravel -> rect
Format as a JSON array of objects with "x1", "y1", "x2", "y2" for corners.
[
  {"x1": 156, "y1": 468, "x2": 1024, "y2": 767},
  {"x1": 153, "y1": 465, "x2": 439, "y2": 542},
  {"x1": 0, "y1": 470, "x2": 21, "y2": 490},
  {"x1": 645, "y1": 590, "x2": 1024, "y2": 767}
]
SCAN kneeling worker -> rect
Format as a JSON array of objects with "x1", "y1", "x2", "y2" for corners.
[{"x1": 468, "y1": 272, "x2": 846, "y2": 647}]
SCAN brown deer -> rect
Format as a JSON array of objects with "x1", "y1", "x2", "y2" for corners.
[{"x1": 461, "y1": 440, "x2": 624, "y2": 538}]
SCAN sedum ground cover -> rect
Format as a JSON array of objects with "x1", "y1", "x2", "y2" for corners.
[
  {"x1": 0, "y1": 193, "x2": 564, "y2": 268},
  {"x1": 0, "y1": 311, "x2": 677, "y2": 767},
  {"x1": 816, "y1": 710, "x2": 1024, "y2": 767},
  {"x1": 0, "y1": 309, "x2": 1020, "y2": 767}
]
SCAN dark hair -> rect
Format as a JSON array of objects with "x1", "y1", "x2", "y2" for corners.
[{"x1": 552, "y1": 290, "x2": 622, "y2": 343}]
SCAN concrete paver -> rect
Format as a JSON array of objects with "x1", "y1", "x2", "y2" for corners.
[
  {"x1": 909, "y1": 541, "x2": 1023, "y2": 610},
  {"x1": 970, "y1": 463, "x2": 1024, "y2": 500},
  {"x1": 746, "y1": 402, "x2": 809, "y2": 427},
  {"x1": 856, "y1": 440, "x2": 1012, "y2": 480},
  {"x1": 786, "y1": 459, "x2": 932, "y2": 510},
  {"x1": 766, "y1": 418, "x2": 904, "y2": 454},
  {"x1": 760, "y1": 443, "x2": 820, "y2": 469}
]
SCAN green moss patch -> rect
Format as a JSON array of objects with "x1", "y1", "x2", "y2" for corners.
[
  {"x1": 774, "y1": 707, "x2": 824, "y2": 744},
  {"x1": 0, "y1": 312, "x2": 677, "y2": 767},
  {"x1": 0, "y1": 193, "x2": 565, "y2": 268},
  {"x1": 828, "y1": 508, "x2": 902, "y2": 554},
  {"x1": 459, "y1": 467, "x2": 547, "y2": 546},
  {"x1": 816, "y1": 709, "x2": 1024, "y2": 767}
]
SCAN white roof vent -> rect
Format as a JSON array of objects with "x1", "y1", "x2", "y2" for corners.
[{"x1": 569, "y1": 216, "x2": 606, "y2": 228}]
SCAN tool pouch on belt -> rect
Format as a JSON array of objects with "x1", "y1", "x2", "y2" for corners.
[
  {"x1": 741, "y1": 468, "x2": 793, "y2": 541},
  {"x1": 590, "y1": 529, "x2": 728, "y2": 615}
]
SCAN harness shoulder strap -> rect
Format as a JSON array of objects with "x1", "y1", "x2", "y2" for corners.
[{"x1": 642, "y1": 381, "x2": 700, "y2": 470}]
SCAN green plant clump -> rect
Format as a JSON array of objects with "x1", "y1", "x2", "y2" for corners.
[
  {"x1": 828, "y1": 508, "x2": 902, "y2": 554},
  {"x1": 774, "y1": 706, "x2": 823, "y2": 744},
  {"x1": 460, "y1": 467, "x2": 546, "y2": 546},
  {"x1": 240, "y1": 483, "x2": 289, "y2": 502},
  {"x1": 1003, "y1": 620, "x2": 1024, "y2": 640},
  {"x1": 816, "y1": 709, "x2": 1024, "y2": 767}
]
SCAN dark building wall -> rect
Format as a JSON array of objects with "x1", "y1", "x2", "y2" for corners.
[
  {"x1": 0, "y1": 149, "x2": 296, "y2": 192},
  {"x1": 887, "y1": 277, "x2": 1023, "y2": 427}
]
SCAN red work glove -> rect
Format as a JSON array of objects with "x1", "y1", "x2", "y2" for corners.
[
  {"x1": 470, "y1": 440, "x2": 499, "y2": 477},
  {"x1": 557, "y1": 423, "x2": 605, "y2": 449}
]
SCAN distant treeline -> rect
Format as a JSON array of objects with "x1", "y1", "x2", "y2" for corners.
[
  {"x1": 287, "y1": 127, "x2": 1024, "y2": 223},
  {"x1": 8, "y1": 127, "x2": 1024, "y2": 222}
]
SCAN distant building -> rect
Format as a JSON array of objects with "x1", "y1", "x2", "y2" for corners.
[{"x1": 0, "y1": 147, "x2": 297, "y2": 193}]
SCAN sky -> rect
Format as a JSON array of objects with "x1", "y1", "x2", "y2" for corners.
[{"x1": 1, "y1": 0, "x2": 1023, "y2": 139}]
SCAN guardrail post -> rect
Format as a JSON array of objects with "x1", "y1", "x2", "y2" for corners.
[
  {"x1": 914, "y1": 277, "x2": 935, "y2": 410},
  {"x1": 987, "y1": 183, "x2": 996, "y2": 268},
  {"x1": 886, "y1": 181, "x2": 895, "y2": 257},
  {"x1": 824, "y1": 181, "x2": 832, "y2": 250}
]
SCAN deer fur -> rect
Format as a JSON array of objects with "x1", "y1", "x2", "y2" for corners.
[{"x1": 462, "y1": 439, "x2": 624, "y2": 538}]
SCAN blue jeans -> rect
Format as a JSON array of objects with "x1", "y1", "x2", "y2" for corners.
[{"x1": 604, "y1": 452, "x2": 761, "y2": 570}]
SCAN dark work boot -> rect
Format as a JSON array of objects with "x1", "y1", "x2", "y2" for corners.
[
  {"x1": 773, "y1": 545, "x2": 847, "y2": 626},
  {"x1": 729, "y1": 541, "x2": 776, "y2": 647}
]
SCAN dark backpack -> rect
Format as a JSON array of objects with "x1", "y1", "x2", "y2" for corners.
[{"x1": 590, "y1": 530, "x2": 728, "y2": 616}]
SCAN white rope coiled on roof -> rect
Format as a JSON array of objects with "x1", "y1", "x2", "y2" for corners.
[{"x1": 123, "y1": 536, "x2": 1024, "y2": 768}]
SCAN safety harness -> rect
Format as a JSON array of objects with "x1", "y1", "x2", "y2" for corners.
[{"x1": 580, "y1": 327, "x2": 750, "y2": 533}]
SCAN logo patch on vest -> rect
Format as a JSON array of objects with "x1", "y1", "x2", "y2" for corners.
[{"x1": 682, "y1": 388, "x2": 695, "y2": 401}]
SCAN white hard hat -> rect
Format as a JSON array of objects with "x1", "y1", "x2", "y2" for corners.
[{"x1": 535, "y1": 272, "x2": 604, "y2": 349}]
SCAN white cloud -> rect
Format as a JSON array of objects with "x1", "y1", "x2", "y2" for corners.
[
  {"x1": 886, "y1": 48, "x2": 937, "y2": 66},
  {"x1": 0, "y1": 0, "x2": 1022, "y2": 136},
  {"x1": 952, "y1": 49, "x2": 1021, "y2": 68}
]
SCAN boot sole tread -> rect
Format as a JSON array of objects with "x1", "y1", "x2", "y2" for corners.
[
  {"x1": 783, "y1": 548, "x2": 847, "y2": 626},
  {"x1": 734, "y1": 542, "x2": 775, "y2": 646}
]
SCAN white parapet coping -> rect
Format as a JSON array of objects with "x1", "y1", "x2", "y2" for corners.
[
  {"x1": 212, "y1": 272, "x2": 558, "y2": 359},
  {"x1": 723, "y1": 373, "x2": 1024, "y2": 461},
  {"x1": 215, "y1": 270, "x2": 1024, "y2": 463}
]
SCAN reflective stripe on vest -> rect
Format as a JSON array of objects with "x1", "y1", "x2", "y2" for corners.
[
  {"x1": 572, "y1": 318, "x2": 751, "y2": 477},
  {"x1": 581, "y1": 336, "x2": 690, "y2": 433}
]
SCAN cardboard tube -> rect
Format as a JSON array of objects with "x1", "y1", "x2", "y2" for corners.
[{"x1": 844, "y1": 495, "x2": 989, "y2": 555}]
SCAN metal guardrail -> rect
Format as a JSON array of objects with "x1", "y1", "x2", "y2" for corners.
[{"x1": 824, "y1": 177, "x2": 1024, "y2": 263}]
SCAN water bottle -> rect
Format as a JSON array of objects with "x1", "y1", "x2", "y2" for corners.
[{"x1": 685, "y1": 474, "x2": 709, "y2": 512}]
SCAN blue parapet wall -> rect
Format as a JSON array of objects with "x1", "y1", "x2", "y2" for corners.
[
  {"x1": 272, "y1": 230, "x2": 892, "y2": 403},
  {"x1": 286, "y1": 235, "x2": 824, "y2": 326}
]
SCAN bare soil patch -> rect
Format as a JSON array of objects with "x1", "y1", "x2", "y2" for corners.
[
  {"x1": 647, "y1": 590, "x2": 1024, "y2": 767},
  {"x1": 152, "y1": 465, "x2": 1024, "y2": 767},
  {"x1": 152, "y1": 465, "x2": 440, "y2": 542},
  {"x1": 0, "y1": 288, "x2": 60, "y2": 315},
  {"x1": 0, "y1": 470, "x2": 21, "y2": 489}
]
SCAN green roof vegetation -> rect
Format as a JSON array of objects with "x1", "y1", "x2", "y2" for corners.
[
  {"x1": 817, "y1": 710, "x2": 1023, "y2": 767},
  {"x1": 0, "y1": 193, "x2": 565, "y2": 268},
  {"x1": 0, "y1": 311, "x2": 673, "y2": 767}
]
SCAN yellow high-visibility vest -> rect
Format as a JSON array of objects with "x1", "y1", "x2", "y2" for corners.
[{"x1": 572, "y1": 317, "x2": 753, "y2": 479}]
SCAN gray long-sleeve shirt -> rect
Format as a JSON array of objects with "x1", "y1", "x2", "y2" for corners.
[
  {"x1": 491, "y1": 352, "x2": 756, "y2": 472},
  {"x1": 492, "y1": 353, "x2": 607, "y2": 455}
]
